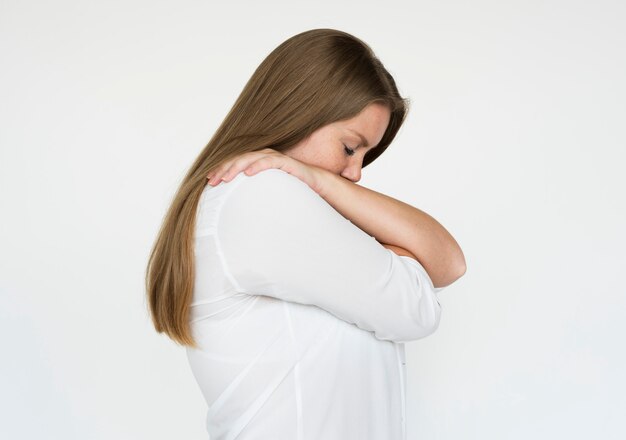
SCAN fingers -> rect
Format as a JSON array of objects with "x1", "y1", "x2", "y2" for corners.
[
  {"x1": 206, "y1": 149, "x2": 283, "y2": 186},
  {"x1": 207, "y1": 159, "x2": 254, "y2": 186}
]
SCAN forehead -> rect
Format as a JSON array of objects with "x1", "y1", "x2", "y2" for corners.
[
  {"x1": 345, "y1": 128, "x2": 370, "y2": 148},
  {"x1": 339, "y1": 105, "x2": 391, "y2": 147}
]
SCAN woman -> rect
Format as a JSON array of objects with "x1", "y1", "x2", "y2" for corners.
[{"x1": 146, "y1": 28, "x2": 466, "y2": 439}]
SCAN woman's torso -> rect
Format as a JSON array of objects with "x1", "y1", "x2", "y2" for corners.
[{"x1": 186, "y1": 173, "x2": 407, "y2": 440}]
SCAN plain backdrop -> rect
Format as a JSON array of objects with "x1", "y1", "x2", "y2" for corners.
[{"x1": 1, "y1": 1, "x2": 624, "y2": 439}]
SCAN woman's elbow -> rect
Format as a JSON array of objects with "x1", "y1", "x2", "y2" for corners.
[
  {"x1": 392, "y1": 297, "x2": 442, "y2": 343},
  {"x1": 432, "y1": 256, "x2": 466, "y2": 289}
]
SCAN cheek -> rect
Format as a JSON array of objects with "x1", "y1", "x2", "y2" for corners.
[
  {"x1": 330, "y1": 155, "x2": 350, "y2": 175},
  {"x1": 315, "y1": 157, "x2": 340, "y2": 174},
  {"x1": 300, "y1": 138, "x2": 346, "y2": 174}
]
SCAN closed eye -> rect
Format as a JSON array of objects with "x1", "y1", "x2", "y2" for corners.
[{"x1": 343, "y1": 144, "x2": 355, "y2": 156}]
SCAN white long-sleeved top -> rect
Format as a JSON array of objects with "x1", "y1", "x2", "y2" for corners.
[{"x1": 186, "y1": 168, "x2": 444, "y2": 440}]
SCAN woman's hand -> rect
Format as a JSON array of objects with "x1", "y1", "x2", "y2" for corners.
[{"x1": 206, "y1": 148, "x2": 326, "y2": 194}]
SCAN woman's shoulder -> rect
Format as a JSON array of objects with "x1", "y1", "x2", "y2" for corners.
[
  {"x1": 221, "y1": 168, "x2": 312, "y2": 198},
  {"x1": 199, "y1": 169, "x2": 316, "y2": 219},
  {"x1": 197, "y1": 169, "x2": 304, "y2": 235},
  {"x1": 216, "y1": 168, "x2": 337, "y2": 224}
]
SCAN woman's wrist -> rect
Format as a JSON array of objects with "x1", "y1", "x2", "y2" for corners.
[{"x1": 310, "y1": 166, "x2": 344, "y2": 199}]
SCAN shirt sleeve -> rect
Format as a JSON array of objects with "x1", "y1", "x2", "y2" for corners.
[{"x1": 216, "y1": 168, "x2": 443, "y2": 343}]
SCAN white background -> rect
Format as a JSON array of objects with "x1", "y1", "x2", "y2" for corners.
[{"x1": 1, "y1": 1, "x2": 624, "y2": 439}]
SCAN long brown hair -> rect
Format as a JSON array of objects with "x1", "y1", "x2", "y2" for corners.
[{"x1": 145, "y1": 28, "x2": 411, "y2": 348}]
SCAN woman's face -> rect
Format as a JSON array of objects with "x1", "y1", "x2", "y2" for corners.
[{"x1": 284, "y1": 102, "x2": 391, "y2": 183}]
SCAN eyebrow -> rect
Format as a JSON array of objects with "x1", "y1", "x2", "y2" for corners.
[{"x1": 347, "y1": 128, "x2": 372, "y2": 148}]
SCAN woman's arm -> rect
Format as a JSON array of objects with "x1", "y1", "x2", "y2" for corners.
[
  {"x1": 314, "y1": 168, "x2": 466, "y2": 288},
  {"x1": 379, "y1": 243, "x2": 418, "y2": 259},
  {"x1": 218, "y1": 169, "x2": 443, "y2": 342},
  {"x1": 206, "y1": 149, "x2": 465, "y2": 288}
]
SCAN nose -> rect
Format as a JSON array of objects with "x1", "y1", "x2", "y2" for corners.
[{"x1": 341, "y1": 163, "x2": 362, "y2": 183}]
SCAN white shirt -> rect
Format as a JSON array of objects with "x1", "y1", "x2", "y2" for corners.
[{"x1": 186, "y1": 168, "x2": 444, "y2": 439}]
